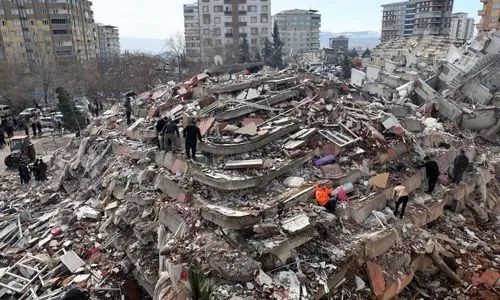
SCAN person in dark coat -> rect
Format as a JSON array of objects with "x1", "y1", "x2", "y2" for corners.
[
  {"x1": 23, "y1": 116, "x2": 30, "y2": 136},
  {"x1": 155, "y1": 117, "x2": 167, "y2": 150},
  {"x1": 162, "y1": 119, "x2": 180, "y2": 152},
  {"x1": 0, "y1": 128, "x2": 5, "y2": 147},
  {"x1": 31, "y1": 115, "x2": 37, "y2": 137},
  {"x1": 37, "y1": 159, "x2": 47, "y2": 181},
  {"x1": 31, "y1": 160, "x2": 40, "y2": 181},
  {"x1": 422, "y1": 156, "x2": 440, "y2": 193},
  {"x1": 451, "y1": 149, "x2": 469, "y2": 184},
  {"x1": 18, "y1": 163, "x2": 31, "y2": 184},
  {"x1": 124, "y1": 98, "x2": 132, "y2": 125},
  {"x1": 183, "y1": 120, "x2": 202, "y2": 160}
]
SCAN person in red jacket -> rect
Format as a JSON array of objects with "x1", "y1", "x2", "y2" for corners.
[{"x1": 315, "y1": 185, "x2": 337, "y2": 213}]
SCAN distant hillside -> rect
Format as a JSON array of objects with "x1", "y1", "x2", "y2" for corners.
[
  {"x1": 120, "y1": 37, "x2": 166, "y2": 54},
  {"x1": 320, "y1": 31, "x2": 381, "y2": 50}
]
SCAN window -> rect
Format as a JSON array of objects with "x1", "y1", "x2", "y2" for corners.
[
  {"x1": 16, "y1": 32, "x2": 23, "y2": 37},
  {"x1": 0, "y1": 9, "x2": 4, "y2": 15},
  {"x1": 251, "y1": 16, "x2": 257, "y2": 23},
  {"x1": 203, "y1": 14, "x2": 210, "y2": 24},
  {"x1": 214, "y1": 6, "x2": 223, "y2": 13},
  {"x1": 51, "y1": 18, "x2": 68, "y2": 24},
  {"x1": 248, "y1": 5, "x2": 257, "y2": 12},
  {"x1": 262, "y1": 5, "x2": 268, "y2": 12},
  {"x1": 26, "y1": 8, "x2": 34, "y2": 15},
  {"x1": 202, "y1": 6, "x2": 209, "y2": 12},
  {"x1": 41, "y1": 8, "x2": 46, "y2": 14},
  {"x1": 13, "y1": 19, "x2": 21, "y2": 25},
  {"x1": 30, "y1": 20, "x2": 34, "y2": 25},
  {"x1": 251, "y1": 28, "x2": 258, "y2": 35},
  {"x1": 214, "y1": 28, "x2": 221, "y2": 36},
  {"x1": 261, "y1": 16, "x2": 268, "y2": 23},
  {"x1": 262, "y1": 28, "x2": 268, "y2": 34},
  {"x1": 251, "y1": 39, "x2": 257, "y2": 45},
  {"x1": 52, "y1": 29, "x2": 69, "y2": 35},
  {"x1": 214, "y1": 17, "x2": 221, "y2": 24},
  {"x1": 0, "y1": 20, "x2": 5, "y2": 26},
  {"x1": 11, "y1": 9, "x2": 19, "y2": 15},
  {"x1": 494, "y1": 3, "x2": 500, "y2": 9},
  {"x1": 43, "y1": 19, "x2": 49, "y2": 25},
  {"x1": 203, "y1": 28, "x2": 210, "y2": 35}
]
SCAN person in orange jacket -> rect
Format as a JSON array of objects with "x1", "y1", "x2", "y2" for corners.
[{"x1": 315, "y1": 185, "x2": 337, "y2": 213}]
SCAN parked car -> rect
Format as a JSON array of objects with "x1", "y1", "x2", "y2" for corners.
[
  {"x1": 19, "y1": 108, "x2": 41, "y2": 117},
  {"x1": 40, "y1": 117, "x2": 55, "y2": 128},
  {"x1": 0, "y1": 105, "x2": 12, "y2": 118}
]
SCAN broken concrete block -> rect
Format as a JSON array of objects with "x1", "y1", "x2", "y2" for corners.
[
  {"x1": 60, "y1": 251, "x2": 86, "y2": 273},
  {"x1": 255, "y1": 269, "x2": 273, "y2": 286},
  {"x1": 370, "y1": 172, "x2": 390, "y2": 189},
  {"x1": 201, "y1": 205, "x2": 262, "y2": 229},
  {"x1": 234, "y1": 122, "x2": 258, "y2": 136},
  {"x1": 224, "y1": 159, "x2": 264, "y2": 170},
  {"x1": 283, "y1": 176, "x2": 305, "y2": 188},
  {"x1": 281, "y1": 214, "x2": 310, "y2": 233},
  {"x1": 320, "y1": 164, "x2": 345, "y2": 179},
  {"x1": 366, "y1": 261, "x2": 385, "y2": 297}
]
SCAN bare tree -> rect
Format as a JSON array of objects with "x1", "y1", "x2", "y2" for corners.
[
  {"x1": 32, "y1": 38, "x2": 56, "y2": 105},
  {"x1": 165, "y1": 32, "x2": 186, "y2": 81},
  {"x1": 0, "y1": 61, "x2": 34, "y2": 111}
]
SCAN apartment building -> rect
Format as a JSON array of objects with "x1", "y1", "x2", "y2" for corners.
[
  {"x1": 96, "y1": 24, "x2": 120, "y2": 61},
  {"x1": 381, "y1": 0, "x2": 454, "y2": 42},
  {"x1": 184, "y1": 3, "x2": 201, "y2": 61},
  {"x1": 0, "y1": 0, "x2": 97, "y2": 66},
  {"x1": 329, "y1": 35, "x2": 349, "y2": 52},
  {"x1": 450, "y1": 12, "x2": 474, "y2": 40},
  {"x1": 478, "y1": 0, "x2": 500, "y2": 32},
  {"x1": 183, "y1": 0, "x2": 272, "y2": 63},
  {"x1": 273, "y1": 9, "x2": 321, "y2": 56}
]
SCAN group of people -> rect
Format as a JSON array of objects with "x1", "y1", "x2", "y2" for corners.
[
  {"x1": 314, "y1": 150, "x2": 470, "y2": 219},
  {"x1": 155, "y1": 117, "x2": 202, "y2": 160},
  {"x1": 18, "y1": 159, "x2": 47, "y2": 184}
]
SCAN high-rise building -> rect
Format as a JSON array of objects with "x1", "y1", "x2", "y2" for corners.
[
  {"x1": 450, "y1": 13, "x2": 474, "y2": 40},
  {"x1": 477, "y1": 0, "x2": 500, "y2": 33},
  {"x1": 0, "y1": 0, "x2": 97, "y2": 66},
  {"x1": 96, "y1": 24, "x2": 120, "y2": 62},
  {"x1": 184, "y1": 3, "x2": 201, "y2": 61},
  {"x1": 381, "y1": 0, "x2": 454, "y2": 42},
  {"x1": 329, "y1": 35, "x2": 349, "y2": 52},
  {"x1": 273, "y1": 9, "x2": 321, "y2": 55},
  {"x1": 183, "y1": 0, "x2": 272, "y2": 63}
]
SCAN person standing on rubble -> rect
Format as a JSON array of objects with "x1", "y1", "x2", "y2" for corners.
[
  {"x1": 183, "y1": 120, "x2": 202, "y2": 160},
  {"x1": 31, "y1": 114, "x2": 37, "y2": 137},
  {"x1": 155, "y1": 116, "x2": 167, "y2": 150},
  {"x1": 162, "y1": 118, "x2": 179, "y2": 152},
  {"x1": 392, "y1": 183, "x2": 409, "y2": 218},
  {"x1": 18, "y1": 162, "x2": 31, "y2": 184},
  {"x1": 422, "y1": 156, "x2": 440, "y2": 194},
  {"x1": 451, "y1": 150, "x2": 469, "y2": 184},
  {"x1": 39, "y1": 159, "x2": 48, "y2": 181},
  {"x1": 124, "y1": 97, "x2": 132, "y2": 125}
]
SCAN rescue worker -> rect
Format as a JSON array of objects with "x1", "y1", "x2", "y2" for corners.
[
  {"x1": 422, "y1": 156, "x2": 439, "y2": 193},
  {"x1": 315, "y1": 185, "x2": 337, "y2": 213},
  {"x1": 31, "y1": 159, "x2": 40, "y2": 181},
  {"x1": 162, "y1": 118, "x2": 179, "y2": 152},
  {"x1": 124, "y1": 98, "x2": 132, "y2": 125},
  {"x1": 183, "y1": 120, "x2": 202, "y2": 160},
  {"x1": 451, "y1": 150, "x2": 469, "y2": 184},
  {"x1": 155, "y1": 116, "x2": 167, "y2": 150},
  {"x1": 18, "y1": 162, "x2": 31, "y2": 184},
  {"x1": 392, "y1": 183, "x2": 409, "y2": 218},
  {"x1": 31, "y1": 114, "x2": 37, "y2": 137},
  {"x1": 39, "y1": 159, "x2": 48, "y2": 181}
]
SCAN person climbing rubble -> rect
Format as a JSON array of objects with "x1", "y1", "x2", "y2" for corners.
[
  {"x1": 315, "y1": 184, "x2": 337, "y2": 213},
  {"x1": 392, "y1": 182, "x2": 409, "y2": 218},
  {"x1": 124, "y1": 97, "x2": 132, "y2": 125},
  {"x1": 450, "y1": 149, "x2": 469, "y2": 184},
  {"x1": 155, "y1": 116, "x2": 168, "y2": 150},
  {"x1": 183, "y1": 120, "x2": 202, "y2": 160},
  {"x1": 420, "y1": 155, "x2": 440, "y2": 194},
  {"x1": 162, "y1": 118, "x2": 179, "y2": 152}
]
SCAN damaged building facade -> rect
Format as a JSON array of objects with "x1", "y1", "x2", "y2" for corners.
[{"x1": 0, "y1": 32, "x2": 499, "y2": 300}]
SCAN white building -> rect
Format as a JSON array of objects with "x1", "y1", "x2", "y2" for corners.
[
  {"x1": 183, "y1": 0, "x2": 272, "y2": 63},
  {"x1": 273, "y1": 9, "x2": 321, "y2": 56},
  {"x1": 450, "y1": 13, "x2": 474, "y2": 41},
  {"x1": 184, "y1": 3, "x2": 201, "y2": 60},
  {"x1": 96, "y1": 24, "x2": 120, "y2": 61}
]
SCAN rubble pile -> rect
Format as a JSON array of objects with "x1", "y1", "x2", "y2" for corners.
[{"x1": 0, "y1": 37, "x2": 499, "y2": 299}]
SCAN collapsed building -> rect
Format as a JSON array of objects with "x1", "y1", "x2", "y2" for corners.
[{"x1": 0, "y1": 43, "x2": 499, "y2": 299}]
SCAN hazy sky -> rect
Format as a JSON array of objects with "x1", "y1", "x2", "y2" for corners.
[{"x1": 93, "y1": 0, "x2": 482, "y2": 39}]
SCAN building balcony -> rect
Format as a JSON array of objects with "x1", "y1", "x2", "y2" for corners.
[
  {"x1": 224, "y1": 0, "x2": 246, "y2": 3},
  {"x1": 480, "y1": 0, "x2": 487, "y2": 3},
  {"x1": 224, "y1": 10, "x2": 247, "y2": 15},
  {"x1": 478, "y1": 10, "x2": 485, "y2": 16}
]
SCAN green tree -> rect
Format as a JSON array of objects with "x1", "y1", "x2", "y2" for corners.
[
  {"x1": 342, "y1": 56, "x2": 352, "y2": 79},
  {"x1": 349, "y1": 48, "x2": 359, "y2": 58},
  {"x1": 56, "y1": 87, "x2": 85, "y2": 132},
  {"x1": 362, "y1": 48, "x2": 371, "y2": 58},
  {"x1": 239, "y1": 37, "x2": 251, "y2": 63},
  {"x1": 262, "y1": 37, "x2": 273, "y2": 59},
  {"x1": 271, "y1": 21, "x2": 284, "y2": 68}
]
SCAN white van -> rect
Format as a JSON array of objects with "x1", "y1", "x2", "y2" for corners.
[{"x1": 0, "y1": 105, "x2": 12, "y2": 118}]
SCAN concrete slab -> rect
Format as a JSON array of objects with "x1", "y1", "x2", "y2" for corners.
[{"x1": 201, "y1": 205, "x2": 263, "y2": 229}]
